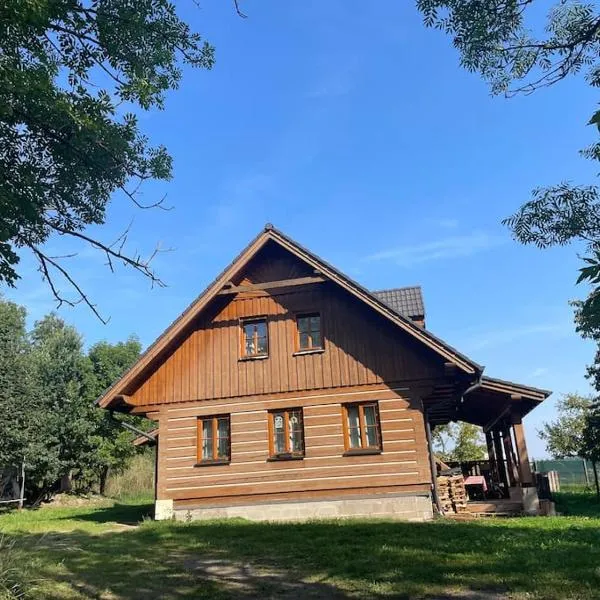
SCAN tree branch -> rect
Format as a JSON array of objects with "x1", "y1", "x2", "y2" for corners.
[
  {"x1": 45, "y1": 220, "x2": 167, "y2": 288},
  {"x1": 32, "y1": 246, "x2": 109, "y2": 324},
  {"x1": 233, "y1": 0, "x2": 247, "y2": 18}
]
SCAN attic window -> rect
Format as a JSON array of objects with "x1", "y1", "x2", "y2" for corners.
[
  {"x1": 241, "y1": 318, "x2": 268, "y2": 358},
  {"x1": 296, "y1": 313, "x2": 322, "y2": 351}
]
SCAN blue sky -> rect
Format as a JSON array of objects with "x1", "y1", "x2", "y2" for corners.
[{"x1": 7, "y1": 1, "x2": 599, "y2": 456}]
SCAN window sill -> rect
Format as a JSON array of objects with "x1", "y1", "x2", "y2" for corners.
[
  {"x1": 267, "y1": 454, "x2": 305, "y2": 462},
  {"x1": 342, "y1": 449, "x2": 382, "y2": 457},
  {"x1": 292, "y1": 348, "x2": 325, "y2": 357},
  {"x1": 238, "y1": 354, "x2": 269, "y2": 362},
  {"x1": 194, "y1": 460, "x2": 231, "y2": 467}
]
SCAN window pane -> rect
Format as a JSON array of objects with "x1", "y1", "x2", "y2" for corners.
[
  {"x1": 365, "y1": 426, "x2": 378, "y2": 447},
  {"x1": 298, "y1": 317, "x2": 309, "y2": 333},
  {"x1": 257, "y1": 335, "x2": 268, "y2": 354},
  {"x1": 347, "y1": 406, "x2": 361, "y2": 448},
  {"x1": 255, "y1": 321, "x2": 267, "y2": 338},
  {"x1": 274, "y1": 431, "x2": 286, "y2": 453},
  {"x1": 217, "y1": 435, "x2": 229, "y2": 459},
  {"x1": 217, "y1": 418, "x2": 229, "y2": 437},
  {"x1": 202, "y1": 419, "x2": 213, "y2": 459},
  {"x1": 288, "y1": 411, "x2": 304, "y2": 454},
  {"x1": 310, "y1": 331, "x2": 321, "y2": 348},
  {"x1": 217, "y1": 418, "x2": 229, "y2": 458},
  {"x1": 243, "y1": 323, "x2": 255, "y2": 355},
  {"x1": 310, "y1": 315, "x2": 320, "y2": 332},
  {"x1": 364, "y1": 405, "x2": 377, "y2": 427},
  {"x1": 273, "y1": 412, "x2": 286, "y2": 453},
  {"x1": 299, "y1": 332, "x2": 310, "y2": 350}
]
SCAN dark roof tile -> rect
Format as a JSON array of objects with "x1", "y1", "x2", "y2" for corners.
[{"x1": 372, "y1": 286, "x2": 425, "y2": 320}]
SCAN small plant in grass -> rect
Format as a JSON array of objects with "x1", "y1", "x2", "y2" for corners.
[{"x1": 0, "y1": 536, "x2": 29, "y2": 600}]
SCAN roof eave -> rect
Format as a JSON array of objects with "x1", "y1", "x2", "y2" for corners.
[{"x1": 481, "y1": 375, "x2": 551, "y2": 401}]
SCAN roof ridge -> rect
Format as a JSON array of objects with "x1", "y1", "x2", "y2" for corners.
[{"x1": 372, "y1": 285, "x2": 422, "y2": 292}]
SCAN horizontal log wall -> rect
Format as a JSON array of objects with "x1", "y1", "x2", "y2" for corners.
[{"x1": 157, "y1": 385, "x2": 431, "y2": 504}]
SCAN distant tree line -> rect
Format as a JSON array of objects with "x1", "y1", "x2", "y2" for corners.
[
  {"x1": 0, "y1": 296, "x2": 147, "y2": 504},
  {"x1": 539, "y1": 394, "x2": 600, "y2": 496},
  {"x1": 432, "y1": 422, "x2": 486, "y2": 463}
]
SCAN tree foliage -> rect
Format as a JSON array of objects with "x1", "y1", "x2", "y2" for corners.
[
  {"x1": 0, "y1": 300, "x2": 43, "y2": 496},
  {"x1": 86, "y1": 338, "x2": 143, "y2": 493},
  {"x1": 539, "y1": 393, "x2": 593, "y2": 458},
  {"x1": 415, "y1": 0, "x2": 600, "y2": 394},
  {"x1": 432, "y1": 422, "x2": 486, "y2": 462},
  {"x1": 29, "y1": 313, "x2": 96, "y2": 494},
  {"x1": 581, "y1": 401, "x2": 600, "y2": 463},
  {"x1": 0, "y1": 0, "x2": 214, "y2": 320},
  {"x1": 0, "y1": 296, "x2": 145, "y2": 502}
]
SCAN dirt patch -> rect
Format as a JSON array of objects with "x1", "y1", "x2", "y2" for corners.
[
  {"x1": 183, "y1": 558, "x2": 510, "y2": 599},
  {"x1": 431, "y1": 591, "x2": 509, "y2": 600},
  {"x1": 44, "y1": 493, "x2": 108, "y2": 508},
  {"x1": 183, "y1": 557, "x2": 349, "y2": 599}
]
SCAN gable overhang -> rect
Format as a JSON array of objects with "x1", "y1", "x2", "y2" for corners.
[
  {"x1": 456, "y1": 376, "x2": 551, "y2": 429},
  {"x1": 97, "y1": 225, "x2": 482, "y2": 410}
]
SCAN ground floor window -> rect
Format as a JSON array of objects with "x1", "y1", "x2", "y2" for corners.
[
  {"x1": 197, "y1": 415, "x2": 230, "y2": 464},
  {"x1": 342, "y1": 402, "x2": 382, "y2": 453},
  {"x1": 268, "y1": 408, "x2": 305, "y2": 459}
]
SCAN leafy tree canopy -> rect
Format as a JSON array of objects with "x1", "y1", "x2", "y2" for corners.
[
  {"x1": 415, "y1": 0, "x2": 600, "y2": 393},
  {"x1": 538, "y1": 393, "x2": 593, "y2": 458},
  {"x1": 0, "y1": 299, "x2": 41, "y2": 476},
  {"x1": 0, "y1": 296, "x2": 147, "y2": 502},
  {"x1": 0, "y1": 0, "x2": 214, "y2": 320},
  {"x1": 86, "y1": 338, "x2": 144, "y2": 493},
  {"x1": 432, "y1": 422, "x2": 486, "y2": 462},
  {"x1": 29, "y1": 313, "x2": 97, "y2": 494}
]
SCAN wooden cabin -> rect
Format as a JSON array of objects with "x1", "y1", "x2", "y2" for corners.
[{"x1": 98, "y1": 225, "x2": 550, "y2": 521}]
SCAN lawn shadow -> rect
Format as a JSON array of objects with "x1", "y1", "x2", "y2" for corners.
[
  {"x1": 10, "y1": 517, "x2": 600, "y2": 599},
  {"x1": 554, "y1": 489, "x2": 600, "y2": 518},
  {"x1": 55, "y1": 502, "x2": 154, "y2": 526}
]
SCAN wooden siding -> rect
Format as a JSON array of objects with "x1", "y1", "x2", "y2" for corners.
[
  {"x1": 156, "y1": 385, "x2": 431, "y2": 503},
  {"x1": 131, "y1": 282, "x2": 444, "y2": 406}
]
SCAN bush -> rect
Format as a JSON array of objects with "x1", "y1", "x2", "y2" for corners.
[{"x1": 104, "y1": 452, "x2": 155, "y2": 500}]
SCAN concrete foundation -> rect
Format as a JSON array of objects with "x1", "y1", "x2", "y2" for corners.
[
  {"x1": 172, "y1": 493, "x2": 433, "y2": 522},
  {"x1": 155, "y1": 498, "x2": 174, "y2": 520},
  {"x1": 521, "y1": 486, "x2": 540, "y2": 515}
]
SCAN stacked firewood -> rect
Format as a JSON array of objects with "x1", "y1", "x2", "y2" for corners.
[
  {"x1": 436, "y1": 476, "x2": 454, "y2": 513},
  {"x1": 437, "y1": 474, "x2": 468, "y2": 514}
]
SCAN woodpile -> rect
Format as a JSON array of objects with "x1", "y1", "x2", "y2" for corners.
[{"x1": 437, "y1": 474, "x2": 468, "y2": 514}]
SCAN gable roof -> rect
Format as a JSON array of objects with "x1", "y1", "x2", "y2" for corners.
[
  {"x1": 372, "y1": 287, "x2": 425, "y2": 320},
  {"x1": 98, "y1": 224, "x2": 483, "y2": 409}
]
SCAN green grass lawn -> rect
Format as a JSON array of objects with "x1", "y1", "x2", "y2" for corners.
[{"x1": 1, "y1": 490, "x2": 600, "y2": 599}]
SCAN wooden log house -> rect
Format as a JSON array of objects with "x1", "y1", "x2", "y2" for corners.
[{"x1": 98, "y1": 225, "x2": 550, "y2": 521}]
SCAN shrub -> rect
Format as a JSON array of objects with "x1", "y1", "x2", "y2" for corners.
[{"x1": 104, "y1": 451, "x2": 155, "y2": 500}]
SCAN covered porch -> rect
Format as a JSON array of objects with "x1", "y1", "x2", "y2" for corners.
[{"x1": 425, "y1": 375, "x2": 551, "y2": 515}]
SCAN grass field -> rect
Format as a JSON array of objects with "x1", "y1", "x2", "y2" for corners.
[{"x1": 1, "y1": 489, "x2": 599, "y2": 599}]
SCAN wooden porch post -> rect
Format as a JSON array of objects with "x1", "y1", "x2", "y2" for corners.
[
  {"x1": 492, "y1": 428, "x2": 510, "y2": 496},
  {"x1": 512, "y1": 417, "x2": 534, "y2": 486},
  {"x1": 502, "y1": 426, "x2": 519, "y2": 487},
  {"x1": 485, "y1": 431, "x2": 500, "y2": 486}
]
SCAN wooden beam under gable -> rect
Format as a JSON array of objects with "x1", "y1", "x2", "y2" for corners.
[{"x1": 217, "y1": 275, "x2": 326, "y2": 295}]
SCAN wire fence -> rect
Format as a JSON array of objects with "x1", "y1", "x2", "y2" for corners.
[{"x1": 531, "y1": 458, "x2": 595, "y2": 486}]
